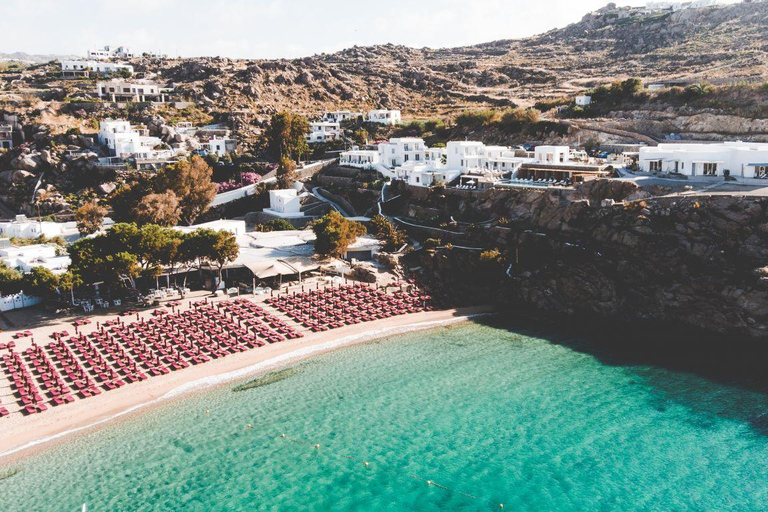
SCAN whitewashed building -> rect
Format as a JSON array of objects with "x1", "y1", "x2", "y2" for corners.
[
  {"x1": 575, "y1": 95, "x2": 592, "y2": 106},
  {"x1": 340, "y1": 149, "x2": 381, "y2": 168},
  {"x1": 174, "y1": 219, "x2": 247, "y2": 237},
  {"x1": 264, "y1": 189, "x2": 304, "y2": 218},
  {"x1": 535, "y1": 146, "x2": 571, "y2": 164},
  {"x1": 0, "y1": 215, "x2": 70, "y2": 239},
  {"x1": 368, "y1": 110, "x2": 402, "y2": 126},
  {"x1": 306, "y1": 122, "x2": 342, "y2": 144},
  {"x1": 639, "y1": 142, "x2": 768, "y2": 179},
  {"x1": 61, "y1": 60, "x2": 133, "y2": 78},
  {"x1": 0, "y1": 242, "x2": 71, "y2": 274},
  {"x1": 378, "y1": 138, "x2": 426, "y2": 168},
  {"x1": 97, "y1": 80, "x2": 167, "y2": 102},
  {"x1": 98, "y1": 119, "x2": 167, "y2": 159},
  {"x1": 350, "y1": 137, "x2": 531, "y2": 187},
  {"x1": 207, "y1": 137, "x2": 237, "y2": 157},
  {"x1": 88, "y1": 45, "x2": 134, "y2": 60},
  {"x1": 323, "y1": 111, "x2": 363, "y2": 124}
]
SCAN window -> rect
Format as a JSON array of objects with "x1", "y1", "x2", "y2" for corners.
[
  {"x1": 756, "y1": 166, "x2": 768, "y2": 179},
  {"x1": 703, "y1": 163, "x2": 717, "y2": 176},
  {"x1": 648, "y1": 160, "x2": 662, "y2": 172},
  {"x1": 415, "y1": 154, "x2": 420, "y2": 161}
]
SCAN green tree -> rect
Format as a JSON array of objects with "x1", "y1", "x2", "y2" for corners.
[
  {"x1": 255, "y1": 218, "x2": 295, "y2": 232},
  {"x1": 0, "y1": 262, "x2": 23, "y2": 296},
  {"x1": 369, "y1": 214, "x2": 407, "y2": 251},
  {"x1": 311, "y1": 210, "x2": 366, "y2": 257},
  {"x1": 57, "y1": 271, "x2": 82, "y2": 304},
  {"x1": 133, "y1": 191, "x2": 181, "y2": 226},
  {"x1": 276, "y1": 157, "x2": 298, "y2": 189},
  {"x1": 108, "y1": 174, "x2": 156, "y2": 222},
  {"x1": 21, "y1": 267, "x2": 60, "y2": 301},
  {"x1": 75, "y1": 200, "x2": 108, "y2": 235},
  {"x1": 265, "y1": 112, "x2": 310, "y2": 162},
  {"x1": 209, "y1": 230, "x2": 239, "y2": 289},
  {"x1": 159, "y1": 156, "x2": 218, "y2": 225}
]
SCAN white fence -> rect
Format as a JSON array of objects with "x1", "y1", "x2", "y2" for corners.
[{"x1": 0, "y1": 292, "x2": 42, "y2": 312}]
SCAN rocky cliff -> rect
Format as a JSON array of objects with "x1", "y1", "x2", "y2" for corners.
[{"x1": 403, "y1": 181, "x2": 768, "y2": 339}]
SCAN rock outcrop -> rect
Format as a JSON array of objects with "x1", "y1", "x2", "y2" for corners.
[{"x1": 403, "y1": 181, "x2": 768, "y2": 339}]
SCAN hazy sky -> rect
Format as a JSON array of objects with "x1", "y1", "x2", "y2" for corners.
[{"x1": 2, "y1": 0, "x2": 650, "y2": 59}]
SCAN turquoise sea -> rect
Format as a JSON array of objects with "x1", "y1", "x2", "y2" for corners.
[{"x1": 2, "y1": 320, "x2": 768, "y2": 511}]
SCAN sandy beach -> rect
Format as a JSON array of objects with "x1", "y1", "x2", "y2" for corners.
[{"x1": 0, "y1": 303, "x2": 492, "y2": 465}]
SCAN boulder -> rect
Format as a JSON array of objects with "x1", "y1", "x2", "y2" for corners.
[{"x1": 12, "y1": 170, "x2": 34, "y2": 184}]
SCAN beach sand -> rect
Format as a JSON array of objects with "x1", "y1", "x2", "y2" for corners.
[{"x1": 0, "y1": 303, "x2": 492, "y2": 465}]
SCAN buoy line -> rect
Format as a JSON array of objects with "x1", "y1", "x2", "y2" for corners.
[{"x1": 274, "y1": 433, "x2": 504, "y2": 509}]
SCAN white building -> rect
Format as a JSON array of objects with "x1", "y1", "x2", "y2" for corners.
[
  {"x1": 365, "y1": 138, "x2": 531, "y2": 187},
  {"x1": 639, "y1": 142, "x2": 768, "y2": 179},
  {"x1": 323, "y1": 110, "x2": 363, "y2": 124},
  {"x1": 395, "y1": 164, "x2": 463, "y2": 188},
  {"x1": 0, "y1": 123, "x2": 12, "y2": 150},
  {"x1": 88, "y1": 45, "x2": 134, "y2": 60},
  {"x1": 446, "y1": 141, "x2": 486, "y2": 171},
  {"x1": 0, "y1": 242, "x2": 71, "y2": 274},
  {"x1": 0, "y1": 215, "x2": 70, "y2": 239},
  {"x1": 264, "y1": 190, "x2": 304, "y2": 218},
  {"x1": 535, "y1": 146, "x2": 571, "y2": 164},
  {"x1": 207, "y1": 137, "x2": 237, "y2": 157},
  {"x1": 378, "y1": 138, "x2": 426, "y2": 168},
  {"x1": 61, "y1": 60, "x2": 133, "y2": 78},
  {"x1": 97, "y1": 80, "x2": 167, "y2": 102},
  {"x1": 98, "y1": 119, "x2": 167, "y2": 159},
  {"x1": 306, "y1": 122, "x2": 342, "y2": 144},
  {"x1": 174, "y1": 219, "x2": 247, "y2": 237},
  {"x1": 575, "y1": 95, "x2": 592, "y2": 106},
  {"x1": 340, "y1": 149, "x2": 381, "y2": 169},
  {"x1": 368, "y1": 110, "x2": 402, "y2": 126}
]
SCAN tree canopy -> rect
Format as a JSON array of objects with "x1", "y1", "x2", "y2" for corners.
[
  {"x1": 157, "y1": 156, "x2": 218, "y2": 225},
  {"x1": 311, "y1": 211, "x2": 366, "y2": 257},
  {"x1": 133, "y1": 191, "x2": 181, "y2": 226},
  {"x1": 265, "y1": 112, "x2": 310, "y2": 163},
  {"x1": 68, "y1": 223, "x2": 239, "y2": 291},
  {"x1": 75, "y1": 200, "x2": 108, "y2": 235},
  {"x1": 369, "y1": 214, "x2": 407, "y2": 251}
]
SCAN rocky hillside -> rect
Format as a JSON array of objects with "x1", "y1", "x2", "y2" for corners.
[
  {"x1": 3, "y1": 2, "x2": 767, "y2": 123},
  {"x1": 397, "y1": 181, "x2": 768, "y2": 339}
]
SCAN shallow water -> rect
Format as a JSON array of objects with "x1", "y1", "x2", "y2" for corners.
[{"x1": 1, "y1": 322, "x2": 767, "y2": 511}]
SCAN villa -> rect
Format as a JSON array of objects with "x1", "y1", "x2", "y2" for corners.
[
  {"x1": 0, "y1": 215, "x2": 73, "y2": 240},
  {"x1": 96, "y1": 80, "x2": 169, "y2": 102},
  {"x1": 61, "y1": 61, "x2": 134, "y2": 78},
  {"x1": 339, "y1": 149, "x2": 381, "y2": 168},
  {"x1": 323, "y1": 110, "x2": 363, "y2": 124},
  {"x1": 341, "y1": 138, "x2": 532, "y2": 187},
  {"x1": 88, "y1": 45, "x2": 134, "y2": 60},
  {"x1": 0, "y1": 241, "x2": 71, "y2": 275},
  {"x1": 368, "y1": 110, "x2": 402, "y2": 126},
  {"x1": 98, "y1": 119, "x2": 174, "y2": 161},
  {"x1": 377, "y1": 138, "x2": 427, "y2": 167},
  {"x1": 306, "y1": 122, "x2": 342, "y2": 144},
  {"x1": 639, "y1": 142, "x2": 768, "y2": 179}
]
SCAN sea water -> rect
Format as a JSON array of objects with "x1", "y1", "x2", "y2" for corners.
[{"x1": 1, "y1": 321, "x2": 768, "y2": 511}]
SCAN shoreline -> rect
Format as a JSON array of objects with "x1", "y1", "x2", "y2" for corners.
[{"x1": 0, "y1": 306, "x2": 493, "y2": 466}]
